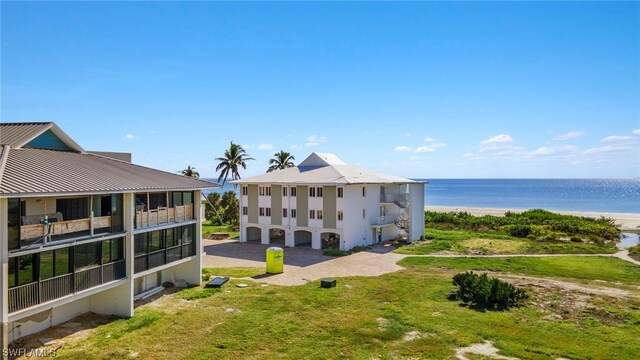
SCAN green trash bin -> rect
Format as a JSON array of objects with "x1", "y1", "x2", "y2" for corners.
[{"x1": 266, "y1": 247, "x2": 284, "y2": 274}]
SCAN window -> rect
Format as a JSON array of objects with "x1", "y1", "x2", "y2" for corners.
[
  {"x1": 10, "y1": 254, "x2": 36, "y2": 286},
  {"x1": 149, "y1": 192, "x2": 167, "y2": 209},
  {"x1": 291, "y1": 187, "x2": 297, "y2": 197},
  {"x1": 259, "y1": 207, "x2": 265, "y2": 216},
  {"x1": 310, "y1": 210, "x2": 316, "y2": 219},
  {"x1": 166, "y1": 228, "x2": 178, "y2": 247},
  {"x1": 291, "y1": 209, "x2": 297, "y2": 218},
  {"x1": 242, "y1": 206, "x2": 248, "y2": 215},
  {"x1": 337, "y1": 187, "x2": 343, "y2": 198},
  {"x1": 170, "y1": 191, "x2": 194, "y2": 207},
  {"x1": 102, "y1": 238, "x2": 124, "y2": 264},
  {"x1": 57, "y1": 197, "x2": 89, "y2": 221},
  {"x1": 40, "y1": 251, "x2": 54, "y2": 280},
  {"x1": 259, "y1": 186, "x2": 271, "y2": 196},
  {"x1": 317, "y1": 210, "x2": 323, "y2": 220},
  {"x1": 266, "y1": 208, "x2": 271, "y2": 217},
  {"x1": 74, "y1": 242, "x2": 101, "y2": 269},
  {"x1": 283, "y1": 187, "x2": 287, "y2": 197},
  {"x1": 362, "y1": 187, "x2": 366, "y2": 197},
  {"x1": 309, "y1": 187, "x2": 316, "y2": 197},
  {"x1": 283, "y1": 208, "x2": 288, "y2": 218},
  {"x1": 363, "y1": 209, "x2": 366, "y2": 219},
  {"x1": 338, "y1": 211, "x2": 344, "y2": 221},
  {"x1": 8, "y1": 198, "x2": 20, "y2": 250},
  {"x1": 266, "y1": 187, "x2": 271, "y2": 196},
  {"x1": 149, "y1": 230, "x2": 163, "y2": 252},
  {"x1": 317, "y1": 187, "x2": 323, "y2": 197},
  {"x1": 242, "y1": 186, "x2": 248, "y2": 196},
  {"x1": 135, "y1": 233, "x2": 148, "y2": 255},
  {"x1": 259, "y1": 187, "x2": 263, "y2": 196}
]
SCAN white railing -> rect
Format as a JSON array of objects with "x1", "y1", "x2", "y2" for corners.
[{"x1": 380, "y1": 193, "x2": 409, "y2": 208}]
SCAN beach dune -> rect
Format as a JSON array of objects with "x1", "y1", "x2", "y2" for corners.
[{"x1": 425, "y1": 206, "x2": 640, "y2": 232}]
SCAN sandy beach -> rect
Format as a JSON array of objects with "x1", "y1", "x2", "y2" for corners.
[{"x1": 425, "y1": 206, "x2": 640, "y2": 231}]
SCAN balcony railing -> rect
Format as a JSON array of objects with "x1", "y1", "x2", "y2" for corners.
[
  {"x1": 380, "y1": 193, "x2": 409, "y2": 208},
  {"x1": 8, "y1": 260, "x2": 126, "y2": 313},
  {"x1": 20, "y1": 216, "x2": 112, "y2": 242},
  {"x1": 135, "y1": 204, "x2": 193, "y2": 229}
]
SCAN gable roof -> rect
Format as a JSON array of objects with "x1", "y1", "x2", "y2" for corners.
[
  {"x1": 0, "y1": 122, "x2": 84, "y2": 152},
  {"x1": 232, "y1": 153, "x2": 420, "y2": 185},
  {"x1": 0, "y1": 147, "x2": 217, "y2": 197}
]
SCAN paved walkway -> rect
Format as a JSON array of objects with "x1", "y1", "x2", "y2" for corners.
[{"x1": 203, "y1": 239, "x2": 640, "y2": 286}]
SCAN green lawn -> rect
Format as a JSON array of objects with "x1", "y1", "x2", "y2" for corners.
[
  {"x1": 41, "y1": 257, "x2": 640, "y2": 360},
  {"x1": 202, "y1": 267, "x2": 264, "y2": 280},
  {"x1": 202, "y1": 221, "x2": 239, "y2": 239},
  {"x1": 396, "y1": 229, "x2": 618, "y2": 255}
]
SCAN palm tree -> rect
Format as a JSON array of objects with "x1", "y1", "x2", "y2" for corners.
[
  {"x1": 215, "y1": 142, "x2": 254, "y2": 187},
  {"x1": 180, "y1": 165, "x2": 200, "y2": 178},
  {"x1": 267, "y1": 150, "x2": 296, "y2": 172}
]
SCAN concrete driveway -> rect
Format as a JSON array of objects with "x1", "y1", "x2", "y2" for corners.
[{"x1": 203, "y1": 239, "x2": 406, "y2": 286}]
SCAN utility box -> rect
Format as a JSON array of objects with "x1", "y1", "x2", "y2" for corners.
[{"x1": 266, "y1": 247, "x2": 284, "y2": 274}]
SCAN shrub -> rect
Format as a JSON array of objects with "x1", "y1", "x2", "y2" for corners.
[
  {"x1": 629, "y1": 245, "x2": 640, "y2": 256},
  {"x1": 322, "y1": 245, "x2": 370, "y2": 257},
  {"x1": 504, "y1": 224, "x2": 532, "y2": 238},
  {"x1": 452, "y1": 271, "x2": 527, "y2": 310}
]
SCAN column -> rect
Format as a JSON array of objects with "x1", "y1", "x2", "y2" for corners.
[
  {"x1": 1, "y1": 198, "x2": 9, "y2": 356},
  {"x1": 261, "y1": 227, "x2": 269, "y2": 245}
]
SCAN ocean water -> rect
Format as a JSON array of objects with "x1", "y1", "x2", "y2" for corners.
[
  {"x1": 204, "y1": 179, "x2": 640, "y2": 214},
  {"x1": 422, "y1": 179, "x2": 640, "y2": 214}
]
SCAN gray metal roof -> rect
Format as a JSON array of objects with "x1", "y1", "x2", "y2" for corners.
[
  {"x1": 0, "y1": 122, "x2": 84, "y2": 151},
  {"x1": 0, "y1": 147, "x2": 218, "y2": 196},
  {"x1": 232, "y1": 153, "x2": 421, "y2": 185}
]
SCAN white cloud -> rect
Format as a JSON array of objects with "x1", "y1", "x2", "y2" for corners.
[
  {"x1": 290, "y1": 144, "x2": 302, "y2": 150},
  {"x1": 404, "y1": 132, "x2": 412, "y2": 137},
  {"x1": 480, "y1": 134, "x2": 513, "y2": 145},
  {"x1": 463, "y1": 152, "x2": 484, "y2": 160},
  {"x1": 633, "y1": 129, "x2": 640, "y2": 136},
  {"x1": 602, "y1": 135, "x2": 634, "y2": 142},
  {"x1": 258, "y1": 143, "x2": 273, "y2": 150},
  {"x1": 408, "y1": 155, "x2": 420, "y2": 160},
  {"x1": 122, "y1": 133, "x2": 138, "y2": 140},
  {"x1": 305, "y1": 135, "x2": 327, "y2": 147},
  {"x1": 424, "y1": 137, "x2": 436, "y2": 142},
  {"x1": 531, "y1": 145, "x2": 577, "y2": 156},
  {"x1": 414, "y1": 146, "x2": 435, "y2": 153},
  {"x1": 584, "y1": 142, "x2": 636, "y2": 155},
  {"x1": 394, "y1": 145, "x2": 412, "y2": 152},
  {"x1": 553, "y1": 131, "x2": 585, "y2": 141}
]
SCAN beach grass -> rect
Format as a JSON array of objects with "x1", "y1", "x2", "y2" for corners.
[
  {"x1": 46, "y1": 257, "x2": 640, "y2": 360},
  {"x1": 629, "y1": 245, "x2": 640, "y2": 261},
  {"x1": 396, "y1": 228, "x2": 618, "y2": 255}
]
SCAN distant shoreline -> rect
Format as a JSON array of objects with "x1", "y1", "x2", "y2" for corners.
[{"x1": 425, "y1": 205, "x2": 640, "y2": 232}]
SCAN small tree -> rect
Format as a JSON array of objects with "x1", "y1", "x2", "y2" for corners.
[
  {"x1": 180, "y1": 165, "x2": 200, "y2": 178},
  {"x1": 452, "y1": 271, "x2": 527, "y2": 311},
  {"x1": 267, "y1": 151, "x2": 295, "y2": 172},
  {"x1": 220, "y1": 191, "x2": 239, "y2": 228},
  {"x1": 204, "y1": 192, "x2": 222, "y2": 225}
]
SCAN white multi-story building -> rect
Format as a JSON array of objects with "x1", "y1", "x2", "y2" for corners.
[
  {"x1": 232, "y1": 153, "x2": 425, "y2": 250},
  {"x1": 0, "y1": 122, "x2": 217, "y2": 348}
]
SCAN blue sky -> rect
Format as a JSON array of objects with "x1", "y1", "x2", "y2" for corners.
[{"x1": 2, "y1": 2, "x2": 639, "y2": 179}]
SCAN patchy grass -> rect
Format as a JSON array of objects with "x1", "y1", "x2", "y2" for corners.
[
  {"x1": 202, "y1": 222, "x2": 239, "y2": 239},
  {"x1": 629, "y1": 245, "x2": 640, "y2": 261},
  {"x1": 35, "y1": 257, "x2": 640, "y2": 360},
  {"x1": 396, "y1": 229, "x2": 618, "y2": 255},
  {"x1": 203, "y1": 267, "x2": 264, "y2": 280},
  {"x1": 399, "y1": 256, "x2": 640, "y2": 286},
  {"x1": 176, "y1": 287, "x2": 221, "y2": 300}
]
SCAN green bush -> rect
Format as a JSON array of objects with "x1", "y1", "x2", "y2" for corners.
[
  {"x1": 629, "y1": 245, "x2": 640, "y2": 255},
  {"x1": 504, "y1": 224, "x2": 532, "y2": 238},
  {"x1": 425, "y1": 209, "x2": 620, "y2": 241},
  {"x1": 452, "y1": 271, "x2": 527, "y2": 310}
]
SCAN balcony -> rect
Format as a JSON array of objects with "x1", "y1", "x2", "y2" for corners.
[
  {"x1": 135, "y1": 204, "x2": 194, "y2": 229},
  {"x1": 380, "y1": 193, "x2": 409, "y2": 208},
  {"x1": 8, "y1": 260, "x2": 126, "y2": 313},
  {"x1": 20, "y1": 215, "x2": 112, "y2": 243}
]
